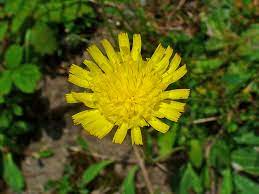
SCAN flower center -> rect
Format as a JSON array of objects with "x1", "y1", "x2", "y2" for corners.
[{"x1": 91, "y1": 60, "x2": 163, "y2": 128}]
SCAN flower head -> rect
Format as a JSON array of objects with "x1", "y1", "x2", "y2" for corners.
[{"x1": 66, "y1": 33, "x2": 190, "y2": 145}]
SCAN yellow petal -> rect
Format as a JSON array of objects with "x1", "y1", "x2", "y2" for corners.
[
  {"x1": 162, "y1": 64, "x2": 187, "y2": 85},
  {"x1": 81, "y1": 119, "x2": 98, "y2": 134},
  {"x1": 118, "y1": 32, "x2": 130, "y2": 49},
  {"x1": 80, "y1": 112, "x2": 102, "y2": 127},
  {"x1": 169, "y1": 53, "x2": 181, "y2": 73},
  {"x1": 95, "y1": 122, "x2": 114, "y2": 139},
  {"x1": 156, "y1": 106, "x2": 181, "y2": 122},
  {"x1": 68, "y1": 74, "x2": 90, "y2": 88},
  {"x1": 71, "y1": 92, "x2": 95, "y2": 108},
  {"x1": 161, "y1": 89, "x2": 190, "y2": 100},
  {"x1": 113, "y1": 123, "x2": 129, "y2": 144},
  {"x1": 65, "y1": 93, "x2": 77, "y2": 103},
  {"x1": 148, "y1": 44, "x2": 165, "y2": 65},
  {"x1": 87, "y1": 45, "x2": 112, "y2": 72},
  {"x1": 83, "y1": 60, "x2": 102, "y2": 74},
  {"x1": 131, "y1": 127, "x2": 143, "y2": 145},
  {"x1": 147, "y1": 117, "x2": 169, "y2": 133},
  {"x1": 171, "y1": 64, "x2": 187, "y2": 82},
  {"x1": 82, "y1": 116, "x2": 113, "y2": 138},
  {"x1": 160, "y1": 101, "x2": 186, "y2": 112},
  {"x1": 118, "y1": 33, "x2": 131, "y2": 61},
  {"x1": 139, "y1": 118, "x2": 149, "y2": 127},
  {"x1": 101, "y1": 39, "x2": 119, "y2": 64},
  {"x1": 131, "y1": 34, "x2": 141, "y2": 61},
  {"x1": 69, "y1": 64, "x2": 91, "y2": 80},
  {"x1": 72, "y1": 109, "x2": 99, "y2": 125},
  {"x1": 154, "y1": 46, "x2": 173, "y2": 73},
  {"x1": 65, "y1": 92, "x2": 95, "y2": 108}
]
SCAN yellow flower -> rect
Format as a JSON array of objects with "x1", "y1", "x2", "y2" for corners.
[{"x1": 66, "y1": 32, "x2": 190, "y2": 145}]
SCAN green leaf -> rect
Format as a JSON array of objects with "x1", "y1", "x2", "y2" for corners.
[
  {"x1": 180, "y1": 163, "x2": 203, "y2": 194},
  {"x1": 4, "y1": 44, "x2": 23, "y2": 69},
  {"x1": 231, "y1": 148, "x2": 259, "y2": 175},
  {"x1": 10, "y1": 1, "x2": 38, "y2": 33},
  {"x1": 205, "y1": 38, "x2": 226, "y2": 51},
  {"x1": 158, "y1": 125, "x2": 177, "y2": 157},
  {"x1": 34, "y1": 0, "x2": 95, "y2": 23},
  {"x1": 3, "y1": 153, "x2": 25, "y2": 192},
  {"x1": 222, "y1": 63, "x2": 253, "y2": 94},
  {"x1": 4, "y1": 0, "x2": 23, "y2": 15},
  {"x1": 201, "y1": 6, "x2": 231, "y2": 39},
  {"x1": 209, "y1": 140, "x2": 230, "y2": 169},
  {"x1": 201, "y1": 165, "x2": 210, "y2": 189},
  {"x1": 0, "y1": 95, "x2": 4, "y2": 104},
  {"x1": 193, "y1": 58, "x2": 223, "y2": 74},
  {"x1": 237, "y1": 24, "x2": 259, "y2": 61},
  {"x1": 220, "y1": 169, "x2": 233, "y2": 194},
  {"x1": 0, "y1": 110, "x2": 13, "y2": 129},
  {"x1": 0, "y1": 134, "x2": 15, "y2": 151},
  {"x1": 76, "y1": 136, "x2": 88, "y2": 151},
  {"x1": 30, "y1": 23, "x2": 57, "y2": 55},
  {"x1": 189, "y1": 139, "x2": 203, "y2": 168},
  {"x1": 242, "y1": 0, "x2": 252, "y2": 5},
  {"x1": 234, "y1": 174, "x2": 259, "y2": 194},
  {"x1": 57, "y1": 175, "x2": 74, "y2": 194},
  {"x1": 63, "y1": 1, "x2": 94, "y2": 22},
  {"x1": 80, "y1": 160, "x2": 112, "y2": 186},
  {"x1": 9, "y1": 121, "x2": 29, "y2": 135},
  {"x1": 35, "y1": 1, "x2": 62, "y2": 23},
  {"x1": 12, "y1": 104, "x2": 23, "y2": 116},
  {"x1": 227, "y1": 122, "x2": 238, "y2": 133},
  {"x1": 38, "y1": 149, "x2": 54, "y2": 159},
  {"x1": 0, "y1": 133, "x2": 7, "y2": 148},
  {"x1": 0, "y1": 21, "x2": 8, "y2": 41},
  {"x1": 12, "y1": 64, "x2": 41, "y2": 93},
  {"x1": 122, "y1": 166, "x2": 138, "y2": 194},
  {"x1": 234, "y1": 132, "x2": 259, "y2": 146},
  {"x1": 11, "y1": 12, "x2": 27, "y2": 33},
  {"x1": 0, "y1": 70, "x2": 12, "y2": 95}
]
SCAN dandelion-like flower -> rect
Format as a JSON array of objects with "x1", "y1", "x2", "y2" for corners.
[{"x1": 66, "y1": 33, "x2": 190, "y2": 145}]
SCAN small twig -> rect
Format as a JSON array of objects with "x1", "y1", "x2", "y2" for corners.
[
  {"x1": 154, "y1": 162, "x2": 170, "y2": 175},
  {"x1": 133, "y1": 146, "x2": 154, "y2": 194},
  {"x1": 193, "y1": 117, "x2": 218, "y2": 124},
  {"x1": 176, "y1": 0, "x2": 186, "y2": 10}
]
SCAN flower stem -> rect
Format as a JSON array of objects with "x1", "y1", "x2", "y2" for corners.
[{"x1": 133, "y1": 145, "x2": 154, "y2": 194}]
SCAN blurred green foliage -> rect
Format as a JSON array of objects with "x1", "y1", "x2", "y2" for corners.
[
  {"x1": 122, "y1": 165, "x2": 139, "y2": 194},
  {"x1": 0, "y1": 0, "x2": 96, "y2": 192},
  {"x1": 154, "y1": 0, "x2": 258, "y2": 193},
  {"x1": 0, "y1": 0, "x2": 258, "y2": 193}
]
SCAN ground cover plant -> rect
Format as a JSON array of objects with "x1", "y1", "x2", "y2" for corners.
[{"x1": 0, "y1": 0, "x2": 258, "y2": 193}]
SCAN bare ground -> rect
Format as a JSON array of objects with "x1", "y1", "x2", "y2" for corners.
[{"x1": 18, "y1": 74, "x2": 172, "y2": 194}]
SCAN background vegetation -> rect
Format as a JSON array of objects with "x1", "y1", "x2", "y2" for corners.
[{"x1": 0, "y1": 0, "x2": 258, "y2": 193}]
